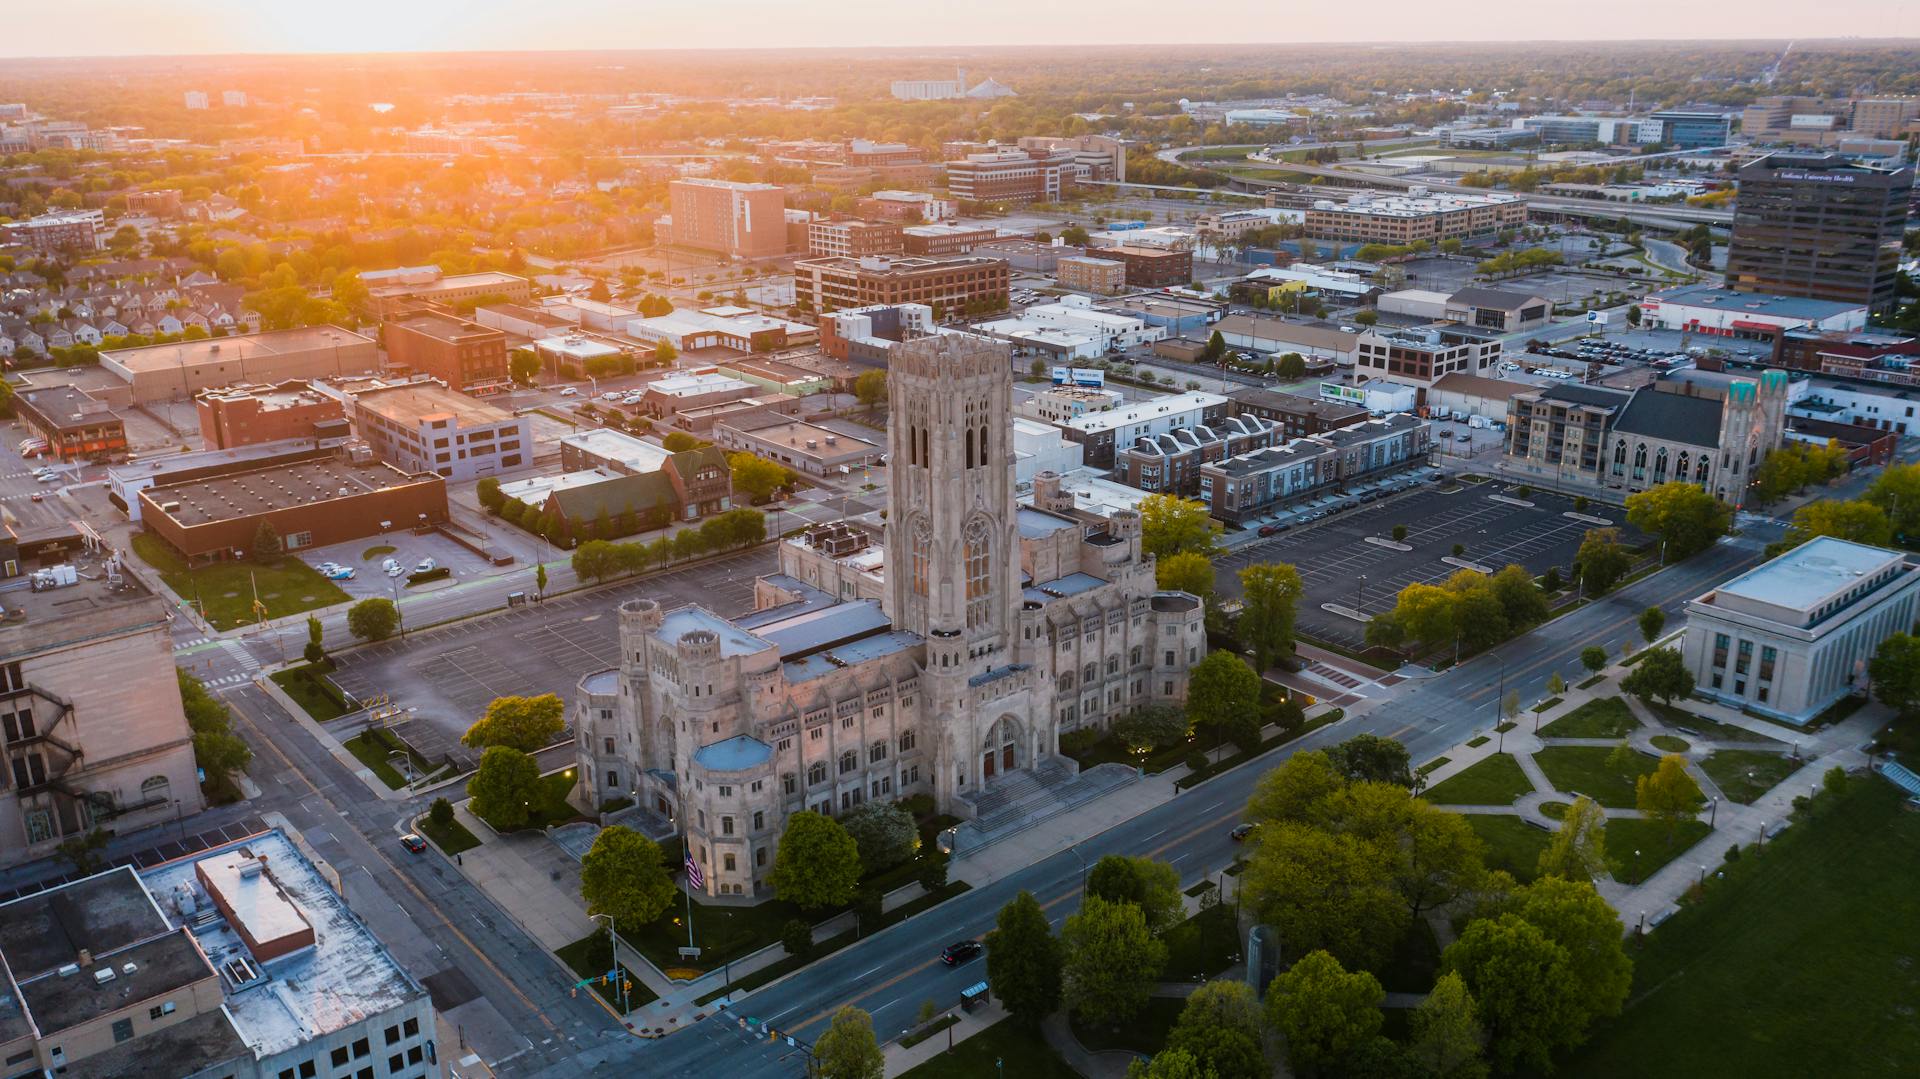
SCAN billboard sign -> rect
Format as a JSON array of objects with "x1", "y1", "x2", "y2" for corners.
[
  {"x1": 1320, "y1": 383, "x2": 1368, "y2": 405},
  {"x1": 1070, "y1": 368, "x2": 1106, "y2": 387}
]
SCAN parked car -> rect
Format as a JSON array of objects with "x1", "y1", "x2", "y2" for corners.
[
  {"x1": 28, "y1": 492, "x2": 43, "y2": 502},
  {"x1": 1257, "y1": 523, "x2": 1288, "y2": 537},
  {"x1": 940, "y1": 940, "x2": 984, "y2": 966},
  {"x1": 382, "y1": 558, "x2": 404, "y2": 577},
  {"x1": 325, "y1": 566, "x2": 356, "y2": 580},
  {"x1": 557, "y1": 387, "x2": 579, "y2": 397},
  {"x1": 1230, "y1": 823, "x2": 1256, "y2": 842},
  {"x1": 399, "y1": 834, "x2": 428, "y2": 854},
  {"x1": 414, "y1": 558, "x2": 438, "y2": 574}
]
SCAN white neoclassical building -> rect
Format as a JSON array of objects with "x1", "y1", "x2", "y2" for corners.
[
  {"x1": 1682, "y1": 536, "x2": 1920, "y2": 724},
  {"x1": 574, "y1": 334, "x2": 1204, "y2": 896}
]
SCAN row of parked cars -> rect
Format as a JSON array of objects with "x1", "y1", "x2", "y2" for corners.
[
  {"x1": 1250, "y1": 469, "x2": 1441, "y2": 537},
  {"x1": 312, "y1": 556, "x2": 437, "y2": 582}
]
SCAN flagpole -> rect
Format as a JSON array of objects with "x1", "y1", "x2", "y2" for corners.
[{"x1": 684, "y1": 830, "x2": 696, "y2": 951}]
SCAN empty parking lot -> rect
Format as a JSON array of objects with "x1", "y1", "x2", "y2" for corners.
[{"x1": 1217, "y1": 484, "x2": 1638, "y2": 649}]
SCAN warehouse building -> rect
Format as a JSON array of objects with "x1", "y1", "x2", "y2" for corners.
[{"x1": 99, "y1": 327, "x2": 380, "y2": 404}]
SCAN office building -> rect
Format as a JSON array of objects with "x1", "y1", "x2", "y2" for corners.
[
  {"x1": 944, "y1": 149, "x2": 1080, "y2": 204},
  {"x1": 1200, "y1": 415, "x2": 1432, "y2": 523},
  {"x1": 100, "y1": 327, "x2": 381, "y2": 404},
  {"x1": 1648, "y1": 109, "x2": 1732, "y2": 148},
  {"x1": 574, "y1": 334, "x2": 1200, "y2": 898},
  {"x1": 14, "y1": 384, "x2": 126, "y2": 461},
  {"x1": 1303, "y1": 190, "x2": 1526, "y2": 245},
  {"x1": 139, "y1": 454, "x2": 449, "y2": 561},
  {"x1": 793, "y1": 255, "x2": 1009, "y2": 315},
  {"x1": 382, "y1": 311, "x2": 510, "y2": 396},
  {"x1": 183, "y1": 90, "x2": 209, "y2": 109},
  {"x1": 1015, "y1": 135, "x2": 1126, "y2": 182},
  {"x1": 1114, "y1": 415, "x2": 1279, "y2": 495},
  {"x1": 1723, "y1": 153, "x2": 1913, "y2": 314},
  {"x1": 626, "y1": 309, "x2": 804, "y2": 354},
  {"x1": 807, "y1": 219, "x2": 905, "y2": 258},
  {"x1": 329, "y1": 378, "x2": 530, "y2": 481},
  {"x1": 902, "y1": 223, "x2": 997, "y2": 256},
  {"x1": 1502, "y1": 372, "x2": 1789, "y2": 507},
  {"x1": 531, "y1": 332, "x2": 629, "y2": 381},
  {"x1": 665, "y1": 178, "x2": 787, "y2": 259},
  {"x1": 1354, "y1": 326, "x2": 1504, "y2": 388},
  {"x1": 1848, "y1": 97, "x2": 1920, "y2": 140},
  {"x1": 195, "y1": 381, "x2": 350, "y2": 450},
  {"x1": 819, "y1": 303, "x2": 936, "y2": 363},
  {"x1": 1018, "y1": 385, "x2": 1124, "y2": 426},
  {"x1": 0, "y1": 562, "x2": 203, "y2": 868},
  {"x1": 0, "y1": 828, "x2": 439, "y2": 1077},
  {"x1": 856, "y1": 191, "x2": 957, "y2": 222},
  {"x1": 472, "y1": 302, "x2": 574, "y2": 341},
  {"x1": 712, "y1": 416, "x2": 884, "y2": 477},
  {"x1": 1227, "y1": 386, "x2": 1369, "y2": 439},
  {"x1": 1683, "y1": 537, "x2": 1920, "y2": 724}
]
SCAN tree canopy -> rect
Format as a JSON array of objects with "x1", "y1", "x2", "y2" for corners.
[
  {"x1": 1238, "y1": 561, "x2": 1304, "y2": 671},
  {"x1": 1062, "y1": 895, "x2": 1165, "y2": 1025},
  {"x1": 1139, "y1": 494, "x2": 1219, "y2": 561},
  {"x1": 838, "y1": 801, "x2": 918, "y2": 873},
  {"x1": 466, "y1": 746, "x2": 542, "y2": 830},
  {"x1": 1619, "y1": 646, "x2": 1693, "y2": 705},
  {"x1": 1155, "y1": 550, "x2": 1215, "y2": 602},
  {"x1": 1163, "y1": 980, "x2": 1268, "y2": 1079},
  {"x1": 461, "y1": 694, "x2": 566, "y2": 753},
  {"x1": 1085, "y1": 854, "x2": 1185, "y2": 934},
  {"x1": 813, "y1": 1006, "x2": 884, "y2": 1079},
  {"x1": 1265, "y1": 949, "x2": 1385, "y2": 1075},
  {"x1": 346, "y1": 597, "x2": 399, "y2": 642},
  {"x1": 1625, "y1": 482, "x2": 1731, "y2": 560},
  {"x1": 768, "y1": 811, "x2": 861, "y2": 910},
  {"x1": 985, "y1": 890, "x2": 1063, "y2": 1025},
  {"x1": 579, "y1": 826, "x2": 675, "y2": 928}
]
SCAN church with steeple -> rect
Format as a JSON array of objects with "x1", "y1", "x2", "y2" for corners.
[{"x1": 572, "y1": 334, "x2": 1203, "y2": 897}]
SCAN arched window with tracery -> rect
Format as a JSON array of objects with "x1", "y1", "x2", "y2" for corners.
[
  {"x1": 910, "y1": 520, "x2": 931, "y2": 597},
  {"x1": 965, "y1": 517, "x2": 992, "y2": 627}
]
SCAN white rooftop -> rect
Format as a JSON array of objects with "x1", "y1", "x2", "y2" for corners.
[
  {"x1": 197, "y1": 850, "x2": 310, "y2": 948},
  {"x1": 1713, "y1": 536, "x2": 1906, "y2": 617},
  {"x1": 562, "y1": 427, "x2": 672, "y2": 472},
  {"x1": 647, "y1": 371, "x2": 756, "y2": 398},
  {"x1": 499, "y1": 469, "x2": 611, "y2": 506},
  {"x1": 1060, "y1": 391, "x2": 1228, "y2": 434}
]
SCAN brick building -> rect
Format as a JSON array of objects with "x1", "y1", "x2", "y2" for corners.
[
  {"x1": 325, "y1": 378, "x2": 531, "y2": 481},
  {"x1": 1112, "y1": 415, "x2": 1279, "y2": 495},
  {"x1": 1303, "y1": 192, "x2": 1527, "y2": 245},
  {"x1": 100, "y1": 326, "x2": 381, "y2": 404},
  {"x1": 665, "y1": 178, "x2": 788, "y2": 259},
  {"x1": 382, "y1": 310, "x2": 510, "y2": 396},
  {"x1": 1097, "y1": 245, "x2": 1193, "y2": 288},
  {"x1": 1227, "y1": 386, "x2": 1370, "y2": 439},
  {"x1": 793, "y1": 255, "x2": 1010, "y2": 314},
  {"x1": 944, "y1": 149, "x2": 1080, "y2": 204},
  {"x1": 139, "y1": 457, "x2": 449, "y2": 563},
  {"x1": 1056, "y1": 255, "x2": 1127, "y2": 294},
  {"x1": 14, "y1": 384, "x2": 126, "y2": 461},
  {"x1": 902, "y1": 223, "x2": 998, "y2": 256},
  {"x1": 806, "y1": 219, "x2": 905, "y2": 258},
  {"x1": 195, "y1": 380, "x2": 348, "y2": 449}
]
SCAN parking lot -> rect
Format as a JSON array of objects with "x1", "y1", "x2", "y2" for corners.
[
  {"x1": 328, "y1": 547, "x2": 771, "y2": 739},
  {"x1": 1218, "y1": 484, "x2": 1637, "y2": 649},
  {"x1": 296, "y1": 531, "x2": 497, "y2": 599}
]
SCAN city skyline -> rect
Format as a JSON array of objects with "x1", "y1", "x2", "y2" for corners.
[{"x1": 4, "y1": 2, "x2": 1920, "y2": 57}]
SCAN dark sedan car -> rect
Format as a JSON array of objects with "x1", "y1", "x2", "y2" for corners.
[
  {"x1": 399, "y1": 833, "x2": 428, "y2": 854},
  {"x1": 941, "y1": 940, "x2": 984, "y2": 966}
]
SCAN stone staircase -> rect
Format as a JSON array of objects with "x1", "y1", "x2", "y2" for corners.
[
  {"x1": 1879, "y1": 760, "x2": 1920, "y2": 799},
  {"x1": 952, "y1": 759, "x2": 1139, "y2": 854}
]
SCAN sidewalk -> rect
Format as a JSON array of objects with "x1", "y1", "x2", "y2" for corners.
[
  {"x1": 882, "y1": 1001, "x2": 1007, "y2": 1077},
  {"x1": 952, "y1": 772, "x2": 1180, "y2": 888}
]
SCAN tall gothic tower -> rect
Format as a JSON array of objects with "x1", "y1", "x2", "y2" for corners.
[{"x1": 883, "y1": 334, "x2": 1021, "y2": 647}]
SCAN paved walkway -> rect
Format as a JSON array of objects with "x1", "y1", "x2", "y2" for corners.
[{"x1": 882, "y1": 1002, "x2": 1007, "y2": 1077}]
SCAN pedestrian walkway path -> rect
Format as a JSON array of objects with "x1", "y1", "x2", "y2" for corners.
[
  {"x1": 952, "y1": 761, "x2": 1144, "y2": 854},
  {"x1": 881, "y1": 1001, "x2": 1007, "y2": 1077}
]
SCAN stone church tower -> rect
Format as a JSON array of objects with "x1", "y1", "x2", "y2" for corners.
[{"x1": 883, "y1": 334, "x2": 1045, "y2": 807}]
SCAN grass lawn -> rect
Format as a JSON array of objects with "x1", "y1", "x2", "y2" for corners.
[
  {"x1": 1540, "y1": 696, "x2": 1642, "y2": 739},
  {"x1": 1647, "y1": 701, "x2": 1777, "y2": 744},
  {"x1": 1700, "y1": 750, "x2": 1800, "y2": 805},
  {"x1": 361, "y1": 544, "x2": 397, "y2": 560},
  {"x1": 1465, "y1": 735, "x2": 1489, "y2": 748},
  {"x1": 1417, "y1": 757, "x2": 1450, "y2": 776},
  {"x1": 901, "y1": 1017, "x2": 1080, "y2": 1079},
  {"x1": 1650, "y1": 734, "x2": 1690, "y2": 753},
  {"x1": 1374, "y1": 917, "x2": 1439, "y2": 994},
  {"x1": 479, "y1": 769, "x2": 586, "y2": 831},
  {"x1": 622, "y1": 891, "x2": 815, "y2": 976},
  {"x1": 1465, "y1": 814, "x2": 1551, "y2": 884},
  {"x1": 1540, "y1": 801, "x2": 1570, "y2": 820},
  {"x1": 1070, "y1": 996, "x2": 1186, "y2": 1055},
  {"x1": 1605, "y1": 818, "x2": 1712, "y2": 885},
  {"x1": 1161, "y1": 903, "x2": 1239, "y2": 981},
  {"x1": 344, "y1": 729, "x2": 431, "y2": 789},
  {"x1": 1577, "y1": 674, "x2": 1607, "y2": 689},
  {"x1": 1533, "y1": 697, "x2": 1564, "y2": 713},
  {"x1": 1533, "y1": 745, "x2": 1658, "y2": 808},
  {"x1": 555, "y1": 931, "x2": 660, "y2": 1012},
  {"x1": 1421, "y1": 753, "x2": 1536, "y2": 806},
  {"x1": 132, "y1": 533, "x2": 348, "y2": 630},
  {"x1": 269, "y1": 661, "x2": 354, "y2": 722},
  {"x1": 1567, "y1": 780, "x2": 1920, "y2": 1079},
  {"x1": 416, "y1": 813, "x2": 480, "y2": 856}
]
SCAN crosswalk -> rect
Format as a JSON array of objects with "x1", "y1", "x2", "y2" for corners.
[
  {"x1": 201, "y1": 672, "x2": 256, "y2": 689},
  {"x1": 176, "y1": 636, "x2": 211, "y2": 649}
]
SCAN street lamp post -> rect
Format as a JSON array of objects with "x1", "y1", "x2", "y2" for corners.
[
  {"x1": 1708, "y1": 796, "x2": 1717, "y2": 828},
  {"x1": 1068, "y1": 845, "x2": 1090, "y2": 893}
]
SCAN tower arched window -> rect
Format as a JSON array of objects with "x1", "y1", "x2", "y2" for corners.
[
  {"x1": 965, "y1": 427, "x2": 974, "y2": 469},
  {"x1": 910, "y1": 521, "x2": 931, "y2": 597},
  {"x1": 964, "y1": 517, "x2": 992, "y2": 627},
  {"x1": 1632, "y1": 443, "x2": 1647, "y2": 478},
  {"x1": 979, "y1": 425, "x2": 989, "y2": 468}
]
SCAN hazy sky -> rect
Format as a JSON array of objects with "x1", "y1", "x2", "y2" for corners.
[{"x1": 8, "y1": 1, "x2": 1919, "y2": 56}]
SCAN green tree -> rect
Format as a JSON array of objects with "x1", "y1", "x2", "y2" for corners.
[
  {"x1": 580, "y1": 826, "x2": 675, "y2": 927},
  {"x1": 1061, "y1": 224, "x2": 1091, "y2": 246},
  {"x1": 536, "y1": 563, "x2": 549, "y2": 595},
  {"x1": 1265, "y1": 949, "x2": 1385, "y2": 1076},
  {"x1": 1636, "y1": 753, "x2": 1705, "y2": 838},
  {"x1": 1163, "y1": 980, "x2": 1268, "y2": 1079},
  {"x1": 781, "y1": 918, "x2": 814, "y2": 960},
  {"x1": 1112, "y1": 705, "x2": 1188, "y2": 753},
  {"x1": 1870, "y1": 632, "x2": 1920, "y2": 716},
  {"x1": 853, "y1": 369, "x2": 888, "y2": 412},
  {"x1": 462, "y1": 694, "x2": 566, "y2": 752},
  {"x1": 1637, "y1": 605, "x2": 1666, "y2": 644},
  {"x1": 1619, "y1": 646, "x2": 1693, "y2": 705},
  {"x1": 1127, "y1": 1049, "x2": 1208, "y2": 1079},
  {"x1": 1408, "y1": 971, "x2": 1488, "y2": 1079},
  {"x1": 1139, "y1": 494, "x2": 1218, "y2": 560},
  {"x1": 769, "y1": 811, "x2": 861, "y2": 910},
  {"x1": 1186, "y1": 652, "x2": 1260, "y2": 746},
  {"x1": 1085, "y1": 855, "x2": 1184, "y2": 933},
  {"x1": 509, "y1": 348, "x2": 540, "y2": 385},
  {"x1": 985, "y1": 890, "x2": 1063, "y2": 1025},
  {"x1": 1202, "y1": 330, "x2": 1228, "y2": 363},
  {"x1": 1239, "y1": 561, "x2": 1304, "y2": 672},
  {"x1": 1625, "y1": 482, "x2": 1731, "y2": 560},
  {"x1": 1389, "y1": 799, "x2": 1489, "y2": 918},
  {"x1": 304, "y1": 614, "x2": 325, "y2": 665},
  {"x1": 1440, "y1": 914, "x2": 1582, "y2": 1073},
  {"x1": 1580, "y1": 645, "x2": 1609, "y2": 674},
  {"x1": 177, "y1": 669, "x2": 253, "y2": 798},
  {"x1": 1276, "y1": 352, "x2": 1308, "y2": 379},
  {"x1": 654, "y1": 340, "x2": 677, "y2": 363},
  {"x1": 251, "y1": 520, "x2": 282, "y2": 563},
  {"x1": 1515, "y1": 877, "x2": 1632, "y2": 1024},
  {"x1": 1062, "y1": 895, "x2": 1165, "y2": 1025},
  {"x1": 428, "y1": 797, "x2": 455, "y2": 830},
  {"x1": 1489, "y1": 564, "x2": 1548, "y2": 631},
  {"x1": 1246, "y1": 750, "x2": 1344, "y2": 826},
  {"x1": 1781, "y1": 498, "x2": 1892, "y2": 551},
  {"x1": 1155, "y1": 550, "x2": 1214, "y2": 602},
  {"x1": 813, "y1": 1005, "x2": 884, "y2": 1079},
  {"x1": 466, "y1": 746, "x2": 542, "y2": 830},
  {"x1": 1242, "y1": 822, "x2": 1406, "y2": 972},
  {"x1": 1575, "y1": 528, "x2": 1632, "y2": 595},
  {"x1": 838, "y1": 801, "x2": 917, "y2": 873},
  {"x1": 728, "y1": 452, "x2": 791, "y2": 503},
  {"x1": 346, "y1": 597, "x2": 399, "y2": 642},
  {"x1": 1866, "y1": 461, "x2": 1920, "y2": 538},
  {"x1": 1537, "y1": 795, "x2": 1608, "y2": 883},
  {"x1": 1325, "y1": 733, "x2": 1412, "y2": 787},
  {"x1": 661, "y1": 431, "x2": 701, "y2": 452}
]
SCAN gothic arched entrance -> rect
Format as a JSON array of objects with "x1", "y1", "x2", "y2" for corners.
[{"x1": 981, "y1": 715, "x2": 1021, "y2": 781}]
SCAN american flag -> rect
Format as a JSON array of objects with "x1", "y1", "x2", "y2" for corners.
[{"x1": 684, "y1": 850, "x2": 704, "y2": 889}]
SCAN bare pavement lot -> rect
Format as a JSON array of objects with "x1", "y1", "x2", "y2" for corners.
[
  {"x1": 329, "y1": 547, "x2": 773, "y2": 737},
  {"x1": 1217, "y1": 485, "x2": 1640, "y2": 649}
]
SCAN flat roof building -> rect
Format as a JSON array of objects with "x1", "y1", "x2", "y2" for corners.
[
  {"x1": 902, "y1": 222, "x2": 998, "y2": 256},
  {"x1": 1683, "y1": 536, "x2": 1920, "y2": 724},
  {"x1": 712, "y1": 417, "x2": 883, "y2": 476},
  {"x1": 195, "y1": 380, "x2": 349, "y2": 450},
  {"x1": 1095, "y1": 245, "x2": 1193, "y2": 289},
  {"x1": 1640, "y1": 283, "x2": 1869, "y2": 337},
  {"x1": 1724, "y1": 152, "x2": 1913, "y2": 314},
  {"x1": 139, "y1": 455, "x2": 450, "y2": 562},
  {"x1": 366, "y1": 268, "x2": 530, "y2": 317},
  {"x1": 807, "y1": 218, "x2": 905, "y2": 258},
  {"x1": 666, "y1": 178, "x2": 788, "y2": 259},
  {"x1": 636, "y1": 371, "x2": 758, "y2": 419},
  {"x1": 382, "y1": 310, "x2": 510, "y2": 396},
  {"x1": 100, "y1": 327, "x2": 380, "y2": 404},
  {"x1": 14, "y1": 384, "x2": 126, "y2": 461},
  {"x1": 1304, "y1": 190, "x2": 1527, "y2": 245},
  {"x1": 1053, "y1": 390, "x2": 1229, "y2": 467},
  {"x1": 793, "y1": 255, "x2": 1009, "y2": 315}
]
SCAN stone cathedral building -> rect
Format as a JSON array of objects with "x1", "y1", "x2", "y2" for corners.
[{"x1": 573, "y1": 335, "x2": 1204, "y2": 897}]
